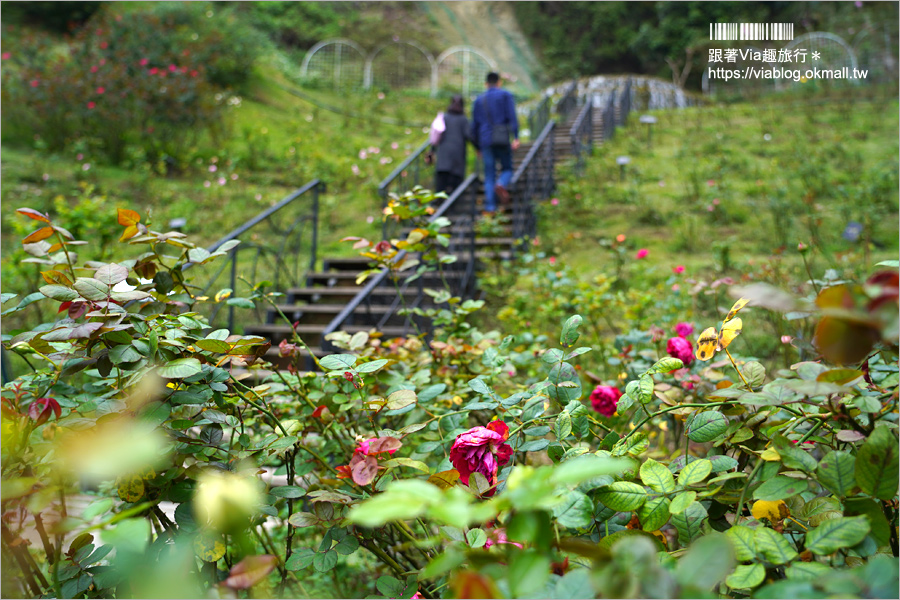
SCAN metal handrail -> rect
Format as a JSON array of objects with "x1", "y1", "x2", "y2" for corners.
[
  {"x1": 556, "y1": 81, "x2": 578, "y2": 123},
  {"x1": 527, "y1": 95, "x2": 550, "y2": 141},
  {"x1": 377, "y1": 139, "x2": 432, "y2": 239},
  {"x1": 509, "y1": 119, "x2": 557, "y2": 244},
  {"x1": 617, "y1": 77, "x2": 633, "y2": 126},
  {"x1": 569, "y1": 98, "x2": 593, "y2": 174},
  {"x1": 189, "y1": 180, "x2": 324, "y2": 331},
  {"x1": 320, "y1": 174, "x2": 479, "y2": 354},
  {"x1": 601, "y1": 93, "x2": 616, "y2": 143}
]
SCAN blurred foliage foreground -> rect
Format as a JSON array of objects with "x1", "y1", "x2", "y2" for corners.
[{"x1": 1, "y1": 192, "x2": 898, "y2": 599}]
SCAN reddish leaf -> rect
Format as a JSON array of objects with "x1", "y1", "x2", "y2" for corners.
[
  {"x1": 58, "y1": 301, "x2": 72, "y2": 314},
  {"x1": 28, "y1": 397, "x2": 61, "y2": 426},
  {"x1": 41, "y1": 270, "x2": 73, "y2": 286},
  {"x1": 366, "y1": 436, "x2": 402, "y2": 455},
  {"x1": 117, "y1": 208, "x2": 141, "y2": 227},
  {"x1": 451, "y1": 571, "x2": 499, "y2": 599},
  {"x1": 17, "y1": 208, "x2": 50, "y2": 223},
  {"x1": 24, "y1": 227, "x2": 54, "y2": 244},
  {"x1": 224, "y1": 555, "x2": 277, "y2": 590},
  {"x1": 350, "y1": 454, "x2": 379, "y2": 486},
  {"x1": 814, "y1": 316, "x2": 879, "y2": 365},
  {"x1": 67, "y1": 301, "x2": 89, "y2": 319}
]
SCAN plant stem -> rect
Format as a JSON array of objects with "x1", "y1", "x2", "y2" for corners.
[
  {"x1": 724, "y1": 348, "x2": 751, "y2": 391},
  {"x1": 734, "y1": 458, "x2": 764, "y2": 525}
]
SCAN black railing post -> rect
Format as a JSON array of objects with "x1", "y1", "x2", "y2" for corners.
[{"x1": 310, "y1": 182, "x2": 321, "y2": 274}]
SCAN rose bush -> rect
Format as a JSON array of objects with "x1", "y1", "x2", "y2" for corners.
[{"x1": 0, "y1": 206, "x2": 897, "y2": 599}]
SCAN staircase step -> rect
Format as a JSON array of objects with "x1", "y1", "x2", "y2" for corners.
[
  {"x1": 270, "y1": 303, "x2": 409, "y2": 326},
  {"x1": 286, "y1": 286, "x2": 419, "y2": 303},
  {"x1": 245, "y1": 323, "x2": 411, "y2": 346},
  {"x1": 321, "y1": 257, "x2": 372, "y2": 272}
]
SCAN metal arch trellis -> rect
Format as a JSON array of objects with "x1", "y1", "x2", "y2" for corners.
[
  {"x1": 365, "y1": 40, "x2": 436, "y2": 94},
  {"x1": 435, "y1": 46, "x2": 497, "y2": 98},
  {"x1": 301, "y1": 39, "x2": 367, "y2": 90},
  {"x1": 781, "y1": 32, "x2": 859, "y2": 89}
]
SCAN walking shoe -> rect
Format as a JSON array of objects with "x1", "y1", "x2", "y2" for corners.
[{"x1": 494, "y1": 184, "x2": 510, "y2": 206}]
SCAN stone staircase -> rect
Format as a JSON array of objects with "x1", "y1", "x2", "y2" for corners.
[{"x1": 243, "y1": 100, "x2": 591, "y2": 371}]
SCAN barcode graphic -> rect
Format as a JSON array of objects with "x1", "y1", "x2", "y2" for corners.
[{"x1": 709, "y1": 23, "x2": 794, "y2": 41}]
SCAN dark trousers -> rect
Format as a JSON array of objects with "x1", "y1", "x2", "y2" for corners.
[{"x1": 435, "y1": 172, "x2": 463, "y2": 196}]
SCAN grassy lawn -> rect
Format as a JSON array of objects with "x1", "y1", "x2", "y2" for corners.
[{"x1": 542, "y1": 86, "x2": 899, "y2": 280}]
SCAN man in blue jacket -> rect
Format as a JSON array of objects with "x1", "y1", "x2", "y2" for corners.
[{"x1": 472, "y1": 72, "x2": 520, "y2": 214}]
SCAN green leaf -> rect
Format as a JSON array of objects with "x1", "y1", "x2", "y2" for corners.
[
  {"x1": 285, "y1": 548, "x2": 316, "y2": 570},
  {"x1": 109, "y1": 344, "x2": 142, "y2": 365},
  {"x1": 270, "y1": 486, "x2": 306, "y2": 499},
  {"x1": 805, "y1": 516, "x2": 870, "y2": 555},
  {"x1": 551, "y1": 454, "x2": 630, "y2": 485},
  {"x1": 596, "y1": 482, "x2": 647, "y2": 512},
  {"x1": 687, "y1": 411, "x2": 728, "y2": 442},
  {"x1": 225, "y1": 298, "x2": 254, "y2": 309},
  {"x1": 638, "y1": 497, "x2": 670, "y2": 531},
  {"x1": 741, "y1": 361, "x2": 767, "y2": 388},
  {"x1": 817, "y1": 451, "x2": 856, "y2": 497},
  {"x1": 555, "y1": 411, "x2": 572, "y2": 441},
  {"x1": 726, "y1": 563, "x2": 765, "y2": 590},
  {"x1": 73, "y1": 277, "x2": 109, "y2": 301},
  {"x1": 726, "y1": 525, "x2": 757, "y2": 562},
  {"x1": 670, "y1": 502, "x2": 707, "y2": 545},
  {"x1": 678, "y1": 459, "x2": 712, "y2": 486},
  {"x1": 40, "y1": 284, "x2": 78, "y2": 302},
  {"x1": 560, "y1": 314, "x2": 583, "y2": 348},
  {"x1": 0, "y1": 292, "x2": 43, "y2": 316},
  {"x1": 419, "y1": 549, "x2": 465, "y2": 580},
  {"x1": 319, "y1": 354, "x2": 357, "y2": 370},
  {"x1": 381, "y1": 458, "x2": 430, "y2": 473},
  {"x1": 385, "y1": 389, "x2": 417, "y2": 410},
  {"x1": 509, "y1": 550, "x2": 551, "y2": 599},
  {"x1": 611, "y1": 432, "x2": 649, "y2": 457},
  {"x1": 333, "y1": 534, "x2": 359, "y2": 556},
  {"x1": 855, "y1": 426, "x2": 899, "y2": 500},
  {"x1": 356, "y1": 359, "x2": 389, "y2": 373},
  {"x1": 640, "y1": 458, "x2": 675, "y2": 493},
  {"x1": 676, "y1": 532, "x2": 735, "y2": 591},
  {"x1": 644, "y1": 356, "x2": 683, "y2": 376},
  {"x1": 669, "y1": 491, "x2": 697, "y2": 515},
  {"x1": 158, "y1": 358, "x2": 203, "y2": 379},
  {"x1": 94, "y1": 263, "x2": 129, "y2": 285},
  {"x1": 753, "y1": 476, "x2": 809, "y2": 501},
  {"x1": 347, "y1": 480, "x2": 439, "y2": 527},
  {"x1": 195, "y1": 339, "x2": 231, "y2": 353},
  {"x1": 553, "y1": 570, "x2": 595, "y2": 600},
  {"x1": 313, "y1": 549, "x2": 338, "y2": 572},
  {"x1": 467, "y1": 377, "x2": 492, "y2": 396},
  {"x1": 773, "y1": 435, "x2": 818, "y2": 472},
  {"x1": 375, "y1": 576, "x2": 404, "y2": 598},
  {"x1": 519, "y1": 439, "x2": 550, "y2": 452},
  {"x1": 542, "y1": 348, "x2": 564, "y2": 364},
  {"x1": 754, "y1": 527, "x2": 797, "y2": 565},
  {"x1": 554, "y1": 490, "x2": 593, "y2": 529},
  {"x1": 466, "y1": 528, "x2": 487, "y2": 548},
  {"x1": 784, "y1": 562, "x2": 830, "y2": 581}
]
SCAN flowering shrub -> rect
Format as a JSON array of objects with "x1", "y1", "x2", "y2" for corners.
[
  {"x1": 1, "y1": 3, "x2": 262, "y2": 164},
  {"x1": 1, "y1": 207, "x2": 898, "y2": 598}
]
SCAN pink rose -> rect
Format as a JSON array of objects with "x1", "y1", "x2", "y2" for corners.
[
  {"x1": 673, "y1": 265, "x2": 685, "y2": 274},
  {"x1": 483, "y1": 527, "x2": 523, "y2": 549},
  {"x1": 636, "y1": 248, "x2": 649, "y2": 259},
  {"x1": 590, "y1": 386, "x2": 621, "y2": 417},
  {"x1": 674, "y1": 322, "x2": 694, "y2": 338},
  {"x1": 449, "y1": 421, "x2": 513, "y2": 495},
  {"x1": 666, "y1": 336, "x2": 694, "y2": 367}
]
